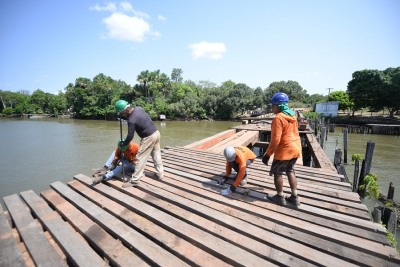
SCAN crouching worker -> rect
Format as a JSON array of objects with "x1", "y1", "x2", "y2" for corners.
[
  {"x1": 220, "y1": 146, "x2": 256, "y2": 196},
  {"x1": 92, "y1": 140, "x2": 139, "y2": 184}
]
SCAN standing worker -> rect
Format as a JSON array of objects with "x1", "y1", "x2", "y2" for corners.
[
  {"x1": 264, "y1": 92, "x2": 301, "y2": 206},
  {"x1": 220, "y1": 146, "x2": 256, "y2": 195},
  {"x1": 92, "y1": 140, "x2": 139, "y2": 184},
  {"x1": 115, "y1": 100, "x2": 164, "y2": 187}
]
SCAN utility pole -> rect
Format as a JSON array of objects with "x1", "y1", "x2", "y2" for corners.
[{"x1": 327, "y1": 88, "x2": 333, "y2": 98}]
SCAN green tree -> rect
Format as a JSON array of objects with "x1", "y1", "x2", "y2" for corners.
[
  {"x1": 265, "y1": 80, "x2": 307, "y2": 103},
  {"x1": 171, "y1": 68, "x2": 183, "y2": 83},
  {"x1": 328, "y1": 90, "x2": 353, "y2": 112},
  {"x1": 347, "y1": 69, "x2": 386, "y2": 116}
]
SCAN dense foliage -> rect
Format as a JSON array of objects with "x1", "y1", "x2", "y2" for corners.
[
  {"x1": 347, "y1": 67, "x2": 400, "y2": 118},
  {"x1": 1, "y1": 66, "x2": 398, "y2": 120}
]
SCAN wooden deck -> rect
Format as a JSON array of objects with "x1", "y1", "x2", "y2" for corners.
[{"x1": 1, "y1": 145, "x2": 400, "y2": 266}]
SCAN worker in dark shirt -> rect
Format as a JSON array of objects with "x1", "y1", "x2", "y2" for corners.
[{"x1": 115, "y1": 100, "x2": 164, "y2": 187}]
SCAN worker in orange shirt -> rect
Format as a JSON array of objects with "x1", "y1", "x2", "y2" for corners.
[
  {"x1": 220, "y1": 146, "x2": 256, "y2": 195},
  {"x1": 92, "y1": 139, "x2": 139, "y2": 184},
  {"x1": 264, "y1": 92, "x2": 301, "y2": 206}
]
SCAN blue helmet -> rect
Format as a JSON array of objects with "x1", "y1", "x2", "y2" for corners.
[{"x1": 271, "y1": 92, "x2": 289, "y2": 104}]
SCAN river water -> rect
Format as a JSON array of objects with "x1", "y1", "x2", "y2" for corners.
[{"x1": 1, "y1": 118, "x2": 399, "y2": 221}]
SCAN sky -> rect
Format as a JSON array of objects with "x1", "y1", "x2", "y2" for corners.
[{"x1": 1, "y1": 0, "x2": 399, "y2": 96}]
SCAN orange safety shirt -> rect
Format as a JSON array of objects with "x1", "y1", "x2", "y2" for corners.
[
  {"x1": 266, "y1": 112, "x2": 301, "y2": 160},
  {"x1": 112, "y1": 142, "x2": 139, "y2": 165},
  {"x1": 226, "y1": 146, "x2": 256, "y2": 187}
]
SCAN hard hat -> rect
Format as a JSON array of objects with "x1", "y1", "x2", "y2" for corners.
[
  {"x1": 115, "y1": 100, "x2": 129, "y2": 115},
  {"x1": 118, "y1": 138, "x2": 128, "y2": 152},
  {"x1": 271, "y1": 92, "x2": 289, "y2": 105},
  {"x1": 224, "y1": 146, "x2": 236, "y2": 162}
]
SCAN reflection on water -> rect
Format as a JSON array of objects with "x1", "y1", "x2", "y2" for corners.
[{"x1": 1, "y1": 119, "x2": 399, "y2": 203}]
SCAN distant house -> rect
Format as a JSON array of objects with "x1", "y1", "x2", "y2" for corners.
[{"x1": 315, "y1": 101, "x2": 339, "y2": 117}]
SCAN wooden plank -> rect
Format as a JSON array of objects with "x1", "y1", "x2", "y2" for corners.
[
  {"x1": 136, "y1": 169, "x2": 399, "y2": 265},
  {"x1": 40, "y1": 189, "x2": 150, "y2": 267},
  {"x1": 49, "y1": 181, "x2": 191, "y2": 267},
  {"x1": 3, "y1": 194, "x2": 67, "y2": 267},
  {"x1": 305, "y1": 133, "x2": 337, "y2": 172},
  {"x1": 74, "y1": 175, "x2": 306, "y2": 266},
  {"x1": 150, "y1": 161, "x2": 384, "y2": 234},
  {"x1": 71, "y1": 175, "x2": 276, "y2": 267},
  {"x1": 156, "y1": 154, "x2": 369, "y2": 219},
  {"x1": 207, "y1": 130, "x2": 259, "y2": 154},
  {"x1": 183, "y1": 129, "x2": 236, "y2": 150},
  {"x1": 0, "y1": 205, "x2": 26, "y2": 267},
  {"x1": 104, "y1": 178, "x2": 366, "y2": 266},
  {"x1": 64, "y1": 180, "x2": 231, "y2": 267},
  {"x1": 163, "y1": 149, "x2": 359, "y2": 202},
  {"x1": 204, "y1": 130, "x2": 248, "y2": 153},
  {"x1": 18, "y1": 190, "x2": 106, "y2": 267}
]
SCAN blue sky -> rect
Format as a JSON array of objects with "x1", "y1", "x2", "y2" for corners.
[{"x1": 1, "y1": 0, "x2": 399, "y2": 96}]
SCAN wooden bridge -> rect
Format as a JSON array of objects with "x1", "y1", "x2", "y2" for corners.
[{"x1": 1, "y1": 124, "x2": 399, "y2": 266}]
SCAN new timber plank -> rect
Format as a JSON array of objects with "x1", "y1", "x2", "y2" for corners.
[
  {"x1": 71, "y1": 174, "x2": 277, "y2": 267},
  {"x1": 184, "y1": 129, "x2": 236, "y2": 150},
  {"x1": 135, "y1": 169, "x2": 398, "y2": 266},
  {"x1": 49, "y1": 181, "x2": 190, "y2": 267},
  {"x1": 206, "y1": 130, "x2": 259, "y2": 154},
  {"x1": 40, "y1": 189, "x2": 150, "y2": 267},
  {"x1": 0, "y1": 205, "x2": 26, "y2": 267},
  {"x1": 204, "y1": 130, "x2": 249, "y2": 153},
  {"x1": 18, "y1": 190, "x2": 106, "y2": 267},
  {"x1": 3, "y1": 194, "x2": 68, "y2": 267}
]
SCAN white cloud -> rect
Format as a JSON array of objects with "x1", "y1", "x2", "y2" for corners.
[
  {"x1": 90, "y1": 3, "x2": 117, "y2": 12},
  {"x1": 189, "y1": 41, "x2": 226, "y2": 60},
  {"x1": 91, "y1": 2, "x2": 156, "y2": 42},
  {"x1": 158, "y1": 15, "x2": 167, "y2": 21},
  {"x1": 119, "y1": 1, "x2": 133, "y2": 12},
  {"x1": 103, "y1": 13, "x2": 150, "y2": 42}
]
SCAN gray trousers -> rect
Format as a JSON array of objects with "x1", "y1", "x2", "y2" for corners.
[{"x1": 131, "y1": 130, "x2": 164, "y2": 181}]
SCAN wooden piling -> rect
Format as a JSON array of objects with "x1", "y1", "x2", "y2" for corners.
[
  {"x1": 352, "y1": 159, "x2": 360, "y2": 192},
  {"x1": 343, "y1": 128, "x2": 348, "y2": 165},
  {"x1": 364, "y1": 141, "x2": 375, "y2": 175},
  {"x1": 387, "y1": 182, "x2": 395, "y2": 200},
  {"x1": 320, "y1": 127, "x2": 326, "y2": 149}
]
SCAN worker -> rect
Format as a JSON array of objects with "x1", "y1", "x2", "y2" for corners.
[
  {"x1": 115, "y1": 100, "x2": 164, "y2": 187},
  {"x1": 220, "y1": 146, "x2": 256, "y2": 195},
  {"x1": 264, "y1": 92, "x2": 301, "y2": 206},
  {"x1": 92, "y1": 140, "x2": 139, "y2": 184}
]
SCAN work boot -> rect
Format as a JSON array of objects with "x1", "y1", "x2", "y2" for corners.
[
  {"x1": 92, "y1": 174, "x2": 104, "y2": 185},
  {"x1": 220, "y1": 187, "x2": 233, "y2": 196},
  {"x1": 285, "y1": 194, "x2": 301, "y2": 206},
  {"x1": 122, "y1": 179, "x2": 138, "y2": 188},
  {"x1": 267, "y1": 194, "x2": 286, "y2": 205},
  {"x1": 152, "y1": 173, "x2": 164, "y2": 180}
]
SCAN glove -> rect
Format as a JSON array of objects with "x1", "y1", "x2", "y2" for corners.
[{"x1": 262, "y1": 154, "x2": 270, "y2": 166}]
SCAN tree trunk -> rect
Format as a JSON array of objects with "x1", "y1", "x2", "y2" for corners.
[{"x1": 0, "y1": 96, "x2": 5, "y2": 108}]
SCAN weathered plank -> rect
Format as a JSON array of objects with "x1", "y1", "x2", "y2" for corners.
[
  {"x1": 19, "y1": 190, "x2": 107, "y2": 267},
  {"x1": 40, "y1": 189, "x2": 150, "y2": 267},
  {"x1": 3, "y1": 194, "x2": 68, "y2": 267},
  {"x1": 65, "y1": 180, "x2": 231, "y2": 267},
  {"x1": 135, "y1": 169, "x2": 397, "y2": 265},
  {"x1": 49, "y1": 181, "x2": 191, "y2": 267},
  {"x1": 0, "y1": 205, "x2": 26, "y2": 267},
  {"x1": 71, "y1": 175, "x2": 277, "y2": 267}
]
